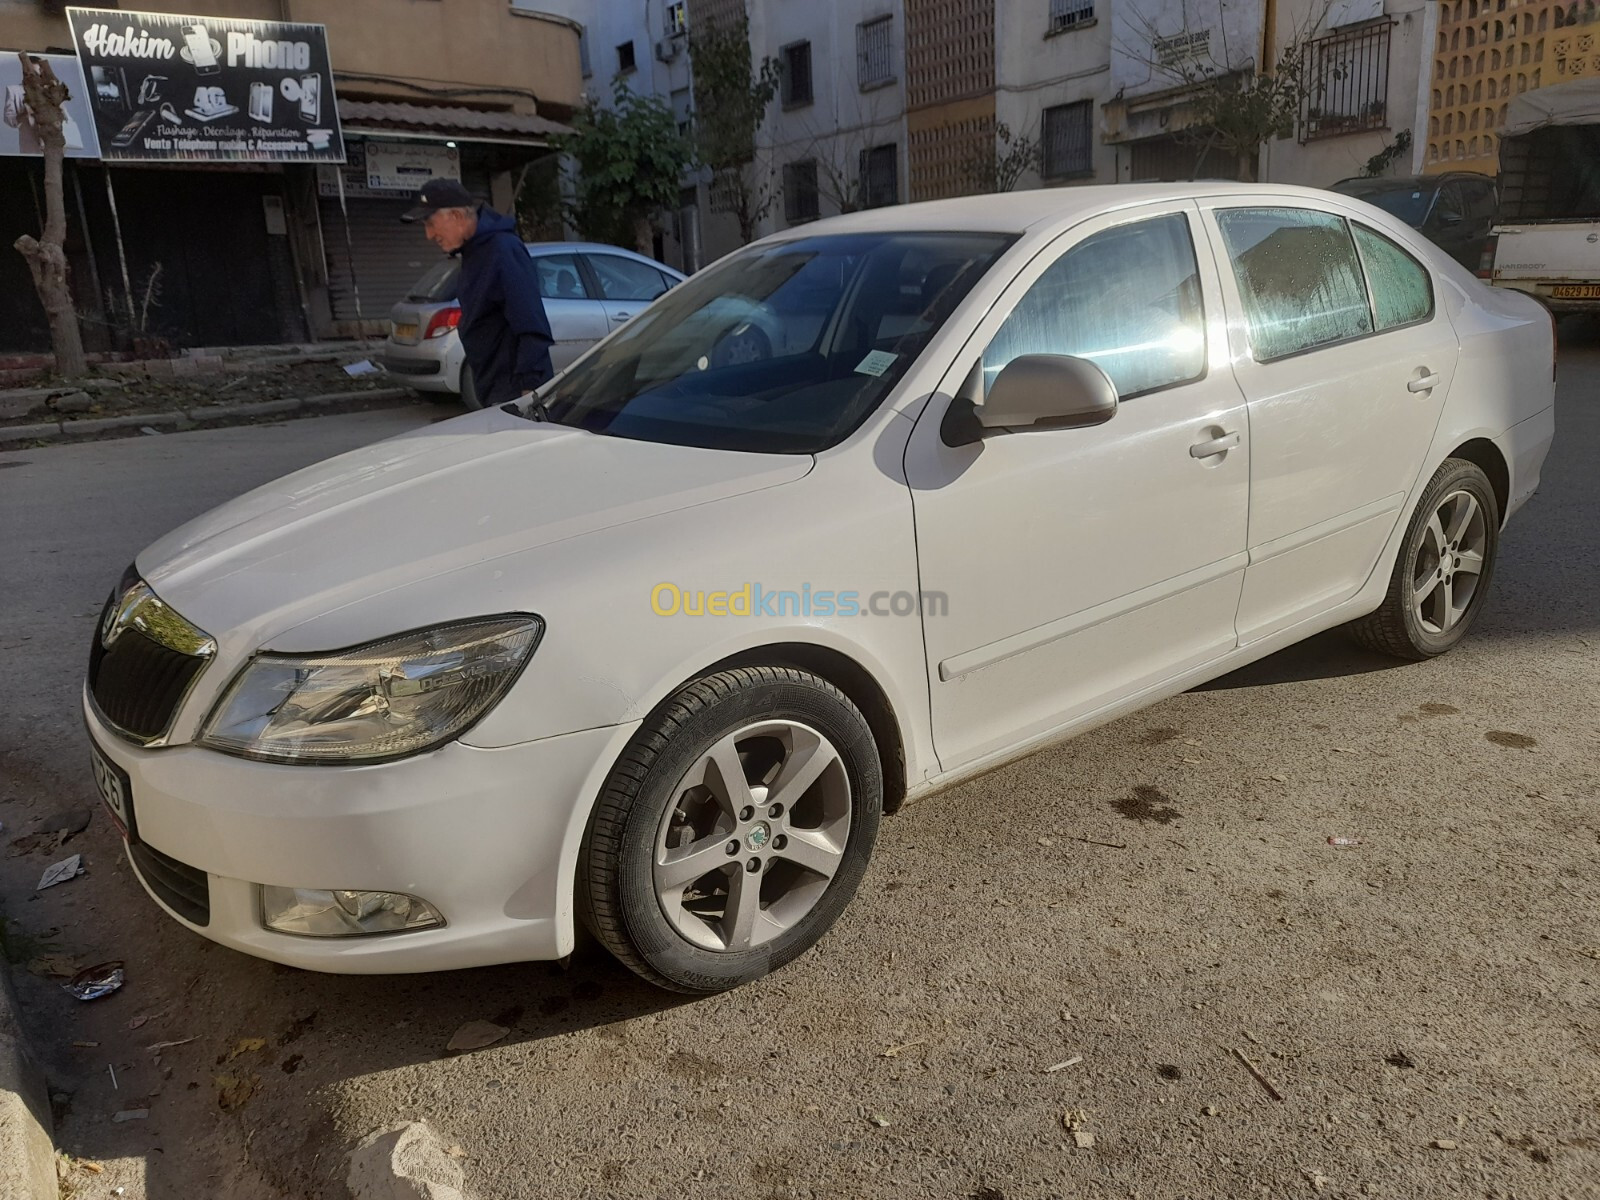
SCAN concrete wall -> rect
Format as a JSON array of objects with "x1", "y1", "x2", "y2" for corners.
[
  {"x1": 994, "y1": 3, "x2": 1115, "y2": 189},
  {"x1": 753, "y1": 0, "x2": 907, "y2": 239}
]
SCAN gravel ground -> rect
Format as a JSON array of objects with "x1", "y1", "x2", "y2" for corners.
[{"x1": 0, "y1": 332, "x2": 1595, "y2": 1200}]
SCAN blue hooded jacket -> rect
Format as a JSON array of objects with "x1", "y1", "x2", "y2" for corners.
[{"x1": 455, "y1": 206, "x2": 555, "y2": 405}]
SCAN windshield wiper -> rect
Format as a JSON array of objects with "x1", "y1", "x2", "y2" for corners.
[{"x1": 501, "y1": 399, "x2": 552, "y2": 423}]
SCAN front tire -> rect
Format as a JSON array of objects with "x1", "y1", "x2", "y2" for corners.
[
  {"x1": 1348, "y1": 458, "x2": 1500, "y2": 660},
  {"x1": 578, "y1": 666, "x2": 882, "y2": 994}
]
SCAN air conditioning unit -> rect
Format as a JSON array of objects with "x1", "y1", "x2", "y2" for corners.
[{"x1": 655, "y1": 37, "x2": 681, "y2": 63}]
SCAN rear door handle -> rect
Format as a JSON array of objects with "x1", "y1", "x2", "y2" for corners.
[
  {"x1": 1407, "y1": 372, "x2": 1441, "y2": 392},
  {"x1": 612, "y1": 311, "x2": 633, "y2": 321},
  {"x1": 1189, "y1": 431, "x2": 1241, "y2": 458}
]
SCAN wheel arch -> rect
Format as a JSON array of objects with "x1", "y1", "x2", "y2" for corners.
[
  {"x1": 1446, "y1": 437, "x2": 1510, "y2": 526},
  {"x1": 695, "y1": 643, "x2": 909, "y2": 815}
]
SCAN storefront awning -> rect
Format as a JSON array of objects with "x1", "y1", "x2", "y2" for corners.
[{"x1": 335, "y1": 100, "x2": 572, "y2": 147}]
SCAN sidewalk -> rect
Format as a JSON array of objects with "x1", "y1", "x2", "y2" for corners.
[
  {"x1": 0, "y1": 954, "x2": 55, "y2": 1200},
  {"x1": 0, "y1": 348, "x2": 438, "y2": 449}
]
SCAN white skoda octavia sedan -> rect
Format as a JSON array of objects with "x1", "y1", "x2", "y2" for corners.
[{"x1": 84, "y1": 185, "x2": 1555, "y2": 993}]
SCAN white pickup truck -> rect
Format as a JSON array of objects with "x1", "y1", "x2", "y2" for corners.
[{"x1": 1489, "y1": 77, "x2": 1600, "y2": 314}]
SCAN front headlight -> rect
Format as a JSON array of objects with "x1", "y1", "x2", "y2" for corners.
[{"x1": 200, "y1": 615, "x2": 543, "y2": 764}]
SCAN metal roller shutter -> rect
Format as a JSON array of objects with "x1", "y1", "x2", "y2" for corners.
[{"x1": 319, "y1": 158, "x2": 492, "y2": 323}]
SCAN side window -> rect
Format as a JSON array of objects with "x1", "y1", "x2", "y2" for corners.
[
  {"x1": 1352, "y1": 224, "x2": 1434, "y2": 331},
  {"x1": 981, "y1": 213, "x2": 1205, "y2": 399},
  {"x1": 533, "y1": 253, "x2": 587, "y2": 300},
  {"x1": 1433, "y1": 182, "x2": 1467, "y2": 222},
  {"x1": 1469, "y1": 181, "x2": 1498, "y2": 221},
  {"x1": 1215, "y1": 207, "x2": 1372, "y2": 362},
  {"x1": 587, "y1": 254, "x2": 670, "y2": 301}
]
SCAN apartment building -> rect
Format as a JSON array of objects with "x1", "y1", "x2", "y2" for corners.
[{"x1": 1424, "y1": 0, "x2": 1596, "y2": 176}]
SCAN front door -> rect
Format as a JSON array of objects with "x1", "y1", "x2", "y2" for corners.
[
  {"x1": 905, "y1": 204, "x2": 1250, "y2": 772},
  {"x1": 1201, "y1": 201, "x2": 1459, "y2": 643}
]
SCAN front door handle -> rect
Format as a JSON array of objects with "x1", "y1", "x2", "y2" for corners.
[
  {"x1": 1189, "y1": 430, "x2": 1241, "y2": 458},
  {"x1": 1407, "y1": 371, "x2": 1441, "y2": 393},
  {"x1": 612, "y1": 311, "x2": 633, "y2": 321}
]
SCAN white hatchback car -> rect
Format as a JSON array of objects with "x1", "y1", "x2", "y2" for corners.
[
  {"x1": 379, "y1": 243, "x2": 685, "y2": 408},
  {"x1": 85, "y1": 184, "x2": 1555, "y2": 993}
]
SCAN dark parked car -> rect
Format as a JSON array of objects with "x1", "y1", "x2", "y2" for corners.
[{"x1": 1328, "y1": 173, "x2": 1498, "y2": 271}]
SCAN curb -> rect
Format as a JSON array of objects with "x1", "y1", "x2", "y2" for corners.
[
  {"x1": 0, "y1": 387, "x2": 425, "y2": 449},
  {"x1": 0, "y1": 958, "x2": 56, "y2": 1200}
]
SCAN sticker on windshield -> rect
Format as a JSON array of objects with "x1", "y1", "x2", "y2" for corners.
[{"x1": 854, "y1": 350, "x2": 898, "y2": 377}]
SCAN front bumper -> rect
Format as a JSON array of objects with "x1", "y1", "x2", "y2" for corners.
[{"x1": 85, "y1": 692, "x2": 635, "y2": 974}]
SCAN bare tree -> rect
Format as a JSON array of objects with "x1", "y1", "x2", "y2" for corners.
[
  {"x1": 1115, "y1": 0, "x2": 1336, "y2": 182},
  {"x1": 962, "y1": 122, "x2": 1042, "y2": 195},
  {"x1": 12, "y1": 52, "x2": 86, "y2": 377}
]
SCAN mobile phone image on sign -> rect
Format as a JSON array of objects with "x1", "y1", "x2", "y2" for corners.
[
  {"x1": 182, "y1": 24, "x2": 221, "y2": 75},
  {"x1": 299, "y1": 74, "x2": 321, "y2": 123}
]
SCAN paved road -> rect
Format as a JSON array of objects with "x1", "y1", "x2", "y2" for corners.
[{"x1": 1, "y1": 343, "x2": 1596, "y2": 1200}]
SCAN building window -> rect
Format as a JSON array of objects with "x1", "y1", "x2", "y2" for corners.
[
  {"x1": 664, "y1": 1, "x2": 688, "y2": 36},
  {"x1": 782, "y1": 40, "x2": 814, "y2": 107},
  {"x1": 1048, "y1": 0, "x2": 1095, "y2": 34},
  {"x1": 671, "y1": 87, "x2": 692, "y2": 138},
  {"x1": 578, "y1": 26, "x2": 592, "y2": 78},
  {"x1": 1041, "y1": 100, "x2": 1094, "y2": 179},
  {"x1": 1301, "y1": 20, "x2": 1392, "y2": 141},
  {"x1": 784, "y1": 159, "x2": 820, "y2": 223},
  {"x1": 859, "y1": 143, "x2": 899, "y2": 208},
  {"x1": 858, "y1": 16, "x2": 895, "y2": 89},
  {"x1": 617, "y1": 40, "x2": 636, "y2": 74}
]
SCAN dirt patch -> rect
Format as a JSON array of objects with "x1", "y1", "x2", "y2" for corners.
[
  {"x1": 1110, "y1": 785, "x2": 1183, "y2": 825},
  {"x1": 1486, "y1": 730, "x2": 1538, "y2": 749},
  {"x1": 1136, "y1": 727, "x2": 1181, "y2": 746},
  {"x1": 1419, "y1": 702, "x2": 1460, "y2": 716}
]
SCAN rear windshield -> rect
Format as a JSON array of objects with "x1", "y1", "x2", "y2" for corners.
[
  {"x1": 406, "y1": 259, "x2": 460, "y2": 303},
  {"x1": 1333, "y1": 183, "x2": 1436, "y2": 227}
]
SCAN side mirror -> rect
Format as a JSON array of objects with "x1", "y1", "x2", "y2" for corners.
[
  {"x1": 979, "y1": 354, "x2": 1118, "y2": 431},
  {"x1": 1437, "y1": 210, "x2": 1464, "y2": 226}
]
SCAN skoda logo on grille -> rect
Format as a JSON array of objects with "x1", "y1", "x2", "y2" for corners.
[
  {"x1": 98, "y1": 580, "x2": 217, "y2": 659},
  {"x1": 101, "y1": 582, "x2": 155, "y2": 648}
]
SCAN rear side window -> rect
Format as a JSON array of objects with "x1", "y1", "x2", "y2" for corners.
[
  {"x1": 1216, "y1": 207, "x2": 1373, "y2": 362},
  {"x1": 534, "y1": 253, "x2": 587, "y2": 300},
  {"x1": 1351, "y1": 224, "x2": 1433, "y2": 331},
  {"x1": 587, "y1": 253, "x2": 671, "y2": 301},
  {"x1": 982, "y1": 213, "x2": 1206, "y2": 399}
]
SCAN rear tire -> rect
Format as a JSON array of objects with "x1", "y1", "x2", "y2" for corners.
[
  {"x1": 1348, "y1": 458, "x2": 1500, "y2": 660},
  {"x1": 458, "y1": 363, "x2": 482, "y2": 410},
  {"x1": 578, "y1": 666, "x2": 882, "y2": 994}
]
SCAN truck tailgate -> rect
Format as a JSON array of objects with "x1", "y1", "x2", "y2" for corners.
[{"x1": 1492, "y1": 221, "x2": 1600, "y2": 287}]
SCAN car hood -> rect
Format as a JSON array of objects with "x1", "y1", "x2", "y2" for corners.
[{"x1": 138, "y1": 406, "x2": 813, "y2": 649}]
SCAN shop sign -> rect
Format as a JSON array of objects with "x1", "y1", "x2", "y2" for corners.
[
  {"x1": 0, "y1": 52, "x2": 103, "y2": 158},
  {"x1": 65, "y1": 6, "x2": 345, "y2": 162}
]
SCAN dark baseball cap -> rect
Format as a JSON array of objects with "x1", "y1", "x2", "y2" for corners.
[{"x1": 401, "y1": 178, "x2": 476, "y2": 222}]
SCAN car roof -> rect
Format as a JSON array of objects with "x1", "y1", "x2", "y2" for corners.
[
  {"x1": 1331, "y1": 172, "x2": 1494, "y2": 192},
  {"x1": 761, "y1": 182, "x2": 1411, "y2": 243},
  {"x1": 520, "y1": 241, "x2": 686, "y2": 279}
]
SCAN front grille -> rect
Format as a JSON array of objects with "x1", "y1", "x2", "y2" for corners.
[
  {"x1": 130, "y1": 841, "x2": 211, "y2": 926},
  {"x1": 88, "y1": 574, "x2": 213, "y2": 743},
  {"x1": 89, "y1": 625, "x2": 208, "y2": 740}
]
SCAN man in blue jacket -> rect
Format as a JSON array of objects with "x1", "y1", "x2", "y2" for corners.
[{"x1": 402, "y1": 178, "x2": 554, "y2": 405}]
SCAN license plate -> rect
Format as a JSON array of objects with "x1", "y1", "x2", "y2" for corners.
[
  {"x1": 1551, "y1": 285, "x2": 1600, "y2": 299},
  {"x1": 90, "y1": 741, "x2": 136, "y2": 841},
  {"x1": 392, "y1": 322, "x2": 418, "y2": 340}
]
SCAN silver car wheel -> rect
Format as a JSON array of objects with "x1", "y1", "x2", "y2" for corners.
[
  {"x1": 652, "y1": 719, "x2": 851, "y2": 953},
  {"x1": 1411, "y1": 488, "x2": 1488, "y2": 635}
]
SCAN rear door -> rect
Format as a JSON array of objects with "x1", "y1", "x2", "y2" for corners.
[
  {"x1": 1201, "y1": 200, "x2": 1459, "y2": 644},
  {"x1": 529, "y1": 250, "x2": 609, "y2": 370},
  {"x1": 583, "y1": 252, "x2": 674, "y2": 330}
]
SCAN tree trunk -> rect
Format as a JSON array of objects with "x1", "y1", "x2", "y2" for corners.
[
  {"x1": 12, "y1": 53, "x2": 86, "y2": 378},
  {"x1": 632, "y1": 211, "x2": 653, "y2": 256}
]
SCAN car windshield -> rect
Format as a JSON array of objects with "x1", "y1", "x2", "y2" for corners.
[
  {"x1": 539, "y1": 231, "x2": 1015, "y2": 453},
  {"x1": 1336, "y1": 183, "x2": 1436, "y2": 227},
  {"x1": 406, "y1": 258, "x2": 460, "y2": 303}
]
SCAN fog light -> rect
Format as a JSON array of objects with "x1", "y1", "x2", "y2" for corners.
[{"x1": 261, "y1": 886, "x2": 444, "y2": 937}]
